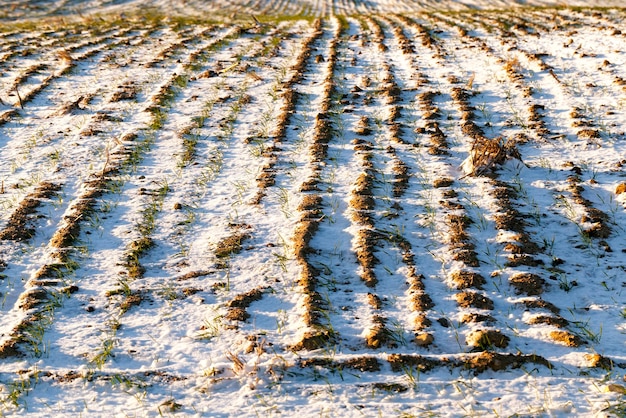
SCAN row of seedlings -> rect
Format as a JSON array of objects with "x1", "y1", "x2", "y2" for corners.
[
  {"x1": 0, "y1": 25, "x2": 178, "y2": 358},
  {"x1": 79, "y1": 24, "x2": 298, "y2": 375},
  {"x1": 201, "y1": 24, "x2": 310, "y2": 330},
  {"x1": 436, "y1": 12, "x2": 625, "y2": 356},
  {"x1": 367, "y1": 11, "x2": 554, "y2": 374},
  {"x1": 290, "y1": 17, "x2": 344, "y2": 351},
  {"x1": 100, "y1": 24, "x2": 279, "y2": 352},
  {"x1": 436, "y1": 13, "x2": 569, "y2": 351},
  {"x1": 214, "y1": 22, "x2": 333, "y2": 359},
  {"x1": 366, "y1": 15, "x2": 440, "y2": 349},
  {"x1": 420, "y1": 15, "x2": 512, "y2": 349},
  {"x1": 431, "y1": 21, "x2": 597, "y2": 351},
  {"x1": 398, "y1": 15, "x2": 505, "y2": 352},
  {"x1": 381, "y1": 15, "x2": 469, "y2": 354},
  {"x1": 468, "y1": 11, "x2": 614, "y2": 145},
  {"x1": 0, "y1": 24, "x2": 222, "y2": 360},
  {"x1": 81, "y1": 24, "x2": 240, "y2": 370},
  {"x1": 377, "y1": 15, "x2": 443, "y2": 348},
  {"x1": 251, "y1": 19, "x2": 324, "y2": 204},
  {"x1": 0, "y1": 25, "x2": 137, "y2": 130},
  {"x1": 430, "y1": 12, "x2": 554, "y2": 141},
  {"x1": 353, "y1": 16, "x2": 403, "y2": 350},
  {"x1": 0, "y1": 25, "x2": 158, "y2": 235},
  {"x1": 99, "y1": 23, "x2": 321, "y2": 375}
]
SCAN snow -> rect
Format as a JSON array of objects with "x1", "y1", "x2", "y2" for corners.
[{"x1": 0, "y1": 1, "x2": 625, "y2": 417}]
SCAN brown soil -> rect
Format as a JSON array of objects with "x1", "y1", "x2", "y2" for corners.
[
  {"x1": 494, "y1": 211, "x2": 526, "y2": 232},
  {"x1": 293, "y1": 221, "x2": 319, "y2": 259},
  {"x1": 410, "y1": 292, "x2": 434, "y2": 311},
  {"x1": 299, "y1": 180, "x2": 320, "y2": 192},
  {"x1": 583, "y1": 223, "x2": 611, "y2": 239},
  {"x1": 366, "y1": 293, "x2": 382, "y2": 309},
  {"x1": 550, "y1": 331, "x2": 584, "y2": 347},
  {"x1": 504, "y1": 235, "x2": 540, "y2": 255},
  {"x1": 466, "y1": 329, "x2": 510, "y2": 350},
  {"x1": 387, "y1": 353, "x2": 441, "y2": 372},
  {"x1": 33, "y1": 263, "x2": 66, "y2": 280},
  {"x1": 300, "y1": 356, "x2": 381, "y2": 372},
  {"x1": 433, "y1": 177, "x2": 453, "y2": 188},
  {"x1": 518, "y1": 298, "x2": 560, "y2": 314},
  {"x1": 509, "y1": 272, "x2": 545, "y2": 295},
  {"x1": 453, "y1": 248, "x2": 480, "y2": 267},
  {"x1": 225, "y1": 307, "x2": 249, "y2": 321},
  {"x1": 414, "y1": 332, "x2": 434, "y2": 347},
  {"x1": 462, "y1": 352, "x2": 550, "y2": 373},
  {"x1": 461, "y1": 313, "x2": 496, "y2": 324},
  {"x1": 176, "y1": 270, "x2": 213, "y2": 281},
  {"x1": 372, "y1": 383, "x2": 408, "y2": 392},
  {"x1": 354, "y1": 116, "x2": 372, "y2": 136},
  {"x1": 366, "y1": 317, "x2": 396, "y2": 349},
  {"x1": 527, "y1": 315, "x2": 568, "y2": 328},
  {"x1": 18, "y1": 288, "x2": 48, "y2": 310},
  {"x1": 298, "y1": 194, "x2": 323, "y2": 212},
  {"x1": 110, "y1": 81, "x2": 138, "y2": 102},
  {"x1": 215, "y1": 232, "x2": 250, "y2": 259},
  {"x1": 343, "y1": 356, "x2": 381, "y2": 372},
  {"x1": 120, "y1": 293, "x2": 143, "y2": 313},
  {"x1": 350, "y1": 194, "x2": 375, "y2": 211},
  {"x1": 455, "y1": 291, "x2": 494, "y2": 310},
  {"x1": 584, "y1": 353, "x2": 613, "y2": 370},
  {"x1": 0, "y1": 110, "x2": 18, "y2": 127},
  {"x1": 506, "y1": 254, "x2": 544, "y2": 267},
  {"x1": 577, "y1": 129, "x2": 600, "y2": 140},
  {"x1": 291, "y1": 330, "x2": 333, "y2": 351},
  {"x1": 450, "y1": 270, "x2": 486, "y2": 290},
  {"x1": 181, "y1": 287, "x2": 202, "y2": 297},
  {"x1": 413, "y1": 314, "x2": 432, "y2": 331},
  {"x1": 49, "y1": 221, "x2": 82, "y2": 249},
  {"x1": 228, "y1": 287, "x2": 265, "y2": 309},
  {"x1": 0, "y1": 182, "x2": 61, "y2": 241},
  {"x1": 0, "y1": 339, "x2": 20, "y2": 358}
]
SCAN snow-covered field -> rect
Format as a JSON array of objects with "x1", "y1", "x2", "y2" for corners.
[{"x1": 0, "y1": 1, "x2": 625, "y2": 416}]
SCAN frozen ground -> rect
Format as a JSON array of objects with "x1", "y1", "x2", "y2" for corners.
[{"x1": 0, "y1": 1, "x2": 625, "y2": 417}]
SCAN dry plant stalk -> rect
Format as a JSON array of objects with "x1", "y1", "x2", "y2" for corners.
[
  {"x1": 227, "y1": 351, "x2": 245, "y2": 375},
  {"x1": 461, "y1": 137, "x2": 521, "y2": 177},
  {"x1": 14, "y1": 86, "x2": 23, "y2": 109},
  {"x1": 58, "y1": 50, "x2": 73, "y2": 64}
]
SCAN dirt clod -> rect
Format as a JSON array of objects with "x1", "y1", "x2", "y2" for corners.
[
  {"x1": 450, "y1": 270, "x2": 486, "y2": 290},
  {"x1": 292, "y1": 330, "x2": 334, "y2": 351},
  {"x1": 466, "y1": 329, "x2": 510, "y2": 350},
  {"x1": 550, "y1": 330, "x2": 584, "y2": 347},
  {"x1": 455, "y1": 291, "x2": 494, "y2": 310},
  {"x1": 414, "y1": 332, "x2": 434, "y2": 347},
  {"x1": 463, "y1": 351, "x2": 550, "y2": 372},
  {"x1": 584, "y1": 353, "x2": 613, "y2": 370},
  {"x1": 509, "y1": 272, "x2": 545, "y2": 295},
  {"x1": 388, "y1": 354, "x2": 441, "y2": 372}
]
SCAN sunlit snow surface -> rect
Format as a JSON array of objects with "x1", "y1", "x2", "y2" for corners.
[{"x1": 0, "y1": 0, "x2": 625, "y2": 417}]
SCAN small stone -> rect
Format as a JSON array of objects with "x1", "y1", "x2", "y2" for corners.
[
  {"x1": 616, "y1": 183, "x2": 626, "y2": 195},
  {"x1": 173, "y1": 202, "x2": 183, "y2": 210}
]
